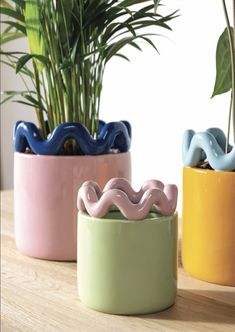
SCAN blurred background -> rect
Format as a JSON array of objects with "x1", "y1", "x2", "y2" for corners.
[{"x1": 0, "y1": 0, "x2": 233, "y2": 214}]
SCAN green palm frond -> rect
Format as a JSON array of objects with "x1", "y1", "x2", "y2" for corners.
[{"x1": 0, "y1": 0, "x2": 178, "y2": 141}]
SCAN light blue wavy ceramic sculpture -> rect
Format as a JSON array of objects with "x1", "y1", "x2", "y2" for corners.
[
  {"x1": 13, "y1": 120, "x2": 131, "y2": 155},
  {"x1": 183, "y1": 128, "x2": 235, "y2": 171}
]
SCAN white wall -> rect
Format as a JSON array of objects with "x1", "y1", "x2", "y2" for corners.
[
  {"x1": 101, "y1": 0, "x2": 233, "y2": 214},
  {"x1": 0, "y1": 0, "x2": 233, "y2": 214},
  {"x1": 1, "y1": 38, "x2": 36, "y2": 190}
]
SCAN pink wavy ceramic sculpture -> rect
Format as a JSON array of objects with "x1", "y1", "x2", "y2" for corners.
[{"x1": 77, "y1": 178, "x2": 178, "y2": 220}]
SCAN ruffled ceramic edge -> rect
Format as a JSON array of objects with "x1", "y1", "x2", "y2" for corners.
[
  {"x1": 77, "y1": 178, "x2": 178, "y2": 220},
  {"x1": 182, "y1": 128, "x2": 235, "y2": 171},
  {"x1": 13, "y1": 120, "x2": 131, "y2": 155}
]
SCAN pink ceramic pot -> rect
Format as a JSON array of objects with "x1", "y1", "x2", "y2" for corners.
[{"x1": 14, "y1": 152, "x2": 131, "y2": 261}]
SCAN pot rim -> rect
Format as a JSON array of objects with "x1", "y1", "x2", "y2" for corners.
[
  {"x1": 14, "y1": 150, "x2": 130, "y2": 160},
  {"x1": 78, "y1": 210, "x2": 177, "y2": 224},
  {"x1": 183, "y1": 166, "x2": 235, "y2": 176}
]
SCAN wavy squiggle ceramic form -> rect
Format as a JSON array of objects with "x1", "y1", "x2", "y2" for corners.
[
  {"x1": 77, "y1": 178, "x2": 178, "y2": 220},
  {"x1": 13, "y1": 120, "x2": 131, "y2": 155},
  {"x1": 183, "y1": 128, "x2": 235, "y2": 171}
]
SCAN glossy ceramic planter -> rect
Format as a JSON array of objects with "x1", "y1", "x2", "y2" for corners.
[
  {"x1": 14, "y1": 152, "x2": 131, "y2": 261},
  {"x1": 77, "y1": 211, "x2": 178, "y2": 315},
  {"x1": 182, "y1": 127, "x2": 235, "y2": 171},
  {"x1": 78, "y1": 178, "x2": 178, "y2": 220},
  {"x1": 182, "y1": 167, "x2": 235, "y2": 286},
  {"x1": 14, "y1": 120, "x2": 131, "y2": 155}
]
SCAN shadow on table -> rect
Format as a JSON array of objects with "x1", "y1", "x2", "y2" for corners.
[{"x1": 136, "y1": 289, "x2": 235, "y2": 324}]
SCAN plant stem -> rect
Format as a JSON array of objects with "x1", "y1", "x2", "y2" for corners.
[
  {"x1": 233, "y1": 0, "x2": 235, "y2": 141},
  {"x1": 41, "y1": 72, "x2": 54, "y2": 132},
  {"x1": 222, "y1": 0, "x2": 235, "y2": 143},
  {"x1": 226, "y1": 91, "x2": 233, "y2": 153},
  {"x1": 33, "y1": 62, "x2": 47, "y2": 138}
]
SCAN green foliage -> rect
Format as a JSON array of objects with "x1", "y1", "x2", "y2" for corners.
[
  {"x1": 25, "y1": 0, "x2": 45, "y2": 72},
  {"x1": 212, "y1": 0, "x2": 235, "y2": 147},
  {"x1": 0, "y1": 0, "x2": 178, "y2": 143},
  {"x1": 212, "y1": 28, "x2": 233, "y2": 98}
]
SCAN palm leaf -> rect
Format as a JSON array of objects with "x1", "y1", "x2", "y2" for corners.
[
  {"x1": 1, "y1": 58, "x2": 34, "y2": 78},
  {"x1": 25, "y1": 0, "x2": 45, "y2": 72},
  {"x1": 1, "y1": 20, "x2": 26, "y2": 34},
  {"x1": 0, "y1": 31, "x2": 25, "y2": 45},
  {"x1": 16, "y1": 53, "x2": 48, "y2": 73},
  {"x1": 0, "y1": 6, "x2": 24, "y2": 22},
  {"x1": 0, "y1": 0, "x2": 14, "y2": 10},
  {"x1": 1, "y1": 0, "x2": 178, "y2": 143},
  {"x1": 1, "y1": 90, "x2": 35, "y2": 105}
]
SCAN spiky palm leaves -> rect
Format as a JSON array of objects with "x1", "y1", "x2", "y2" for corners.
[{"x1": 0, "y1": 0, "x2": 177, "y2": 139}]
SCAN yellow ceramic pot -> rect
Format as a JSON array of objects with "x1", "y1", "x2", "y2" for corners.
[{"x1": 182, "y1": 167, "x2": 235, "y2": 286}]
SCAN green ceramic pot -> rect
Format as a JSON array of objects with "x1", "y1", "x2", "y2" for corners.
[{"x1": 77, "y1": 210, "x2": 178, "y2": 315}]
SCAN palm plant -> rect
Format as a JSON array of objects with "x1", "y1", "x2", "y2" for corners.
[{"x1": 0, "y1": 0, "x2": 177, "y2": 151}]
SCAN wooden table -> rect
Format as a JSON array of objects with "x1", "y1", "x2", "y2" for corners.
[{"x1": 1, "y1": 191, "x2": 235, "y2": 332}]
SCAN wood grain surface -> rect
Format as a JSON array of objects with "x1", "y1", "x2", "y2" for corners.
[{"x1": 1, "y1": 191, "x2": 235, "y2": 332}]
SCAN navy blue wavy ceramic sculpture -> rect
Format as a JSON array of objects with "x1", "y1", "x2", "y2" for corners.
[
  {"x1": 183, "y1": 127, "x2": 235, "y2": 171},
  {"x1": 14, "y1": 120, "x2": 131, "y2": 156}
]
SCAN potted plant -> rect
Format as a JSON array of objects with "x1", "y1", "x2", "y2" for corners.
[
  {"x1": 0, "y1": 1, "x2": 177, "y2": 260},
  {"x1": 77, "y1": 178, "x2": 178, "y2": 314},
  {"x1": 182, "y1": 0, "x2": 235, "y2": 286}
]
